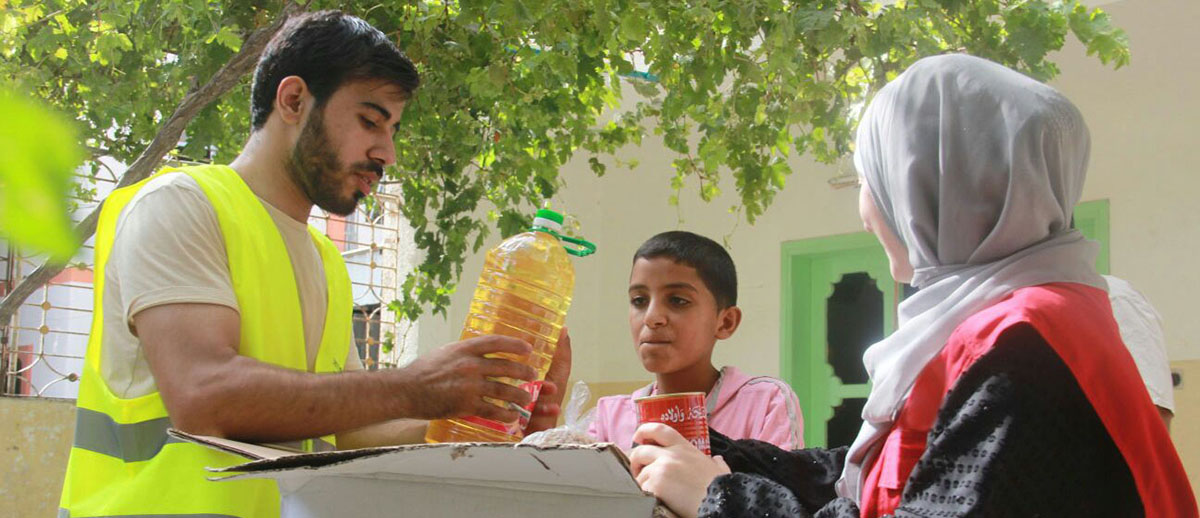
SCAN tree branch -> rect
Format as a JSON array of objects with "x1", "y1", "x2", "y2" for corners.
[{"x1": 0, "y1": 1, "x2": 305, "y2": 325}]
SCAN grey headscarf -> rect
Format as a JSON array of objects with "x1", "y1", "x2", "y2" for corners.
[{"x1": 839, "y1": 54, "x2": 1107, "y2": 500}]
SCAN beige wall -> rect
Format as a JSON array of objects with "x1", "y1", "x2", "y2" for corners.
[
  {"x1": 1054, "y1": 0, "x2": 1200, "y2": 364},
  {"x1": 0, "y1": 397, "x2": 74, "y2": 517},
  {"x1": 417, "y1": 0, "x2": 1198, "y2": 486},
  {"x1": 4, "y1": 0, "x2": 1193, "y2": 511},
  {"x1": 420, "y1": 0, "x2": 1200, "y2": 378},
  {"x1": 1171, "y1": 360, "x2": 1200, "y2": 500}
]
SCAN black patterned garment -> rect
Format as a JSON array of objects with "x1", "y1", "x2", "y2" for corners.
[{"x1": 699, "y1": 330, "x2": 1143, "y2": 518}]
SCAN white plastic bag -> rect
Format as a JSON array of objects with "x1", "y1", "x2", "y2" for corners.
[{"x1": 519, "y1": 380, "x2": 598, "y2": 446}]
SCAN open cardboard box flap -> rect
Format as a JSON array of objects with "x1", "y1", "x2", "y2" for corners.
[{"x1": 170, "y1": 429, "x2": 668, "y2": 518}]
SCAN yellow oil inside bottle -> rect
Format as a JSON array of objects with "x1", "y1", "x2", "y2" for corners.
[{"x1": 424, "y1": 225, "x2": 574, "y2": 443}]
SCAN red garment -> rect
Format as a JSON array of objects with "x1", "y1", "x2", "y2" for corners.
[{"x1": 860, "y1": 283, "x2": 1196, "y2": 518}]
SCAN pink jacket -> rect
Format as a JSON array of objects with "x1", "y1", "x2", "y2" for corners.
[{"x1": 587, "y1": 366, "x2": 804, "y2": 452}]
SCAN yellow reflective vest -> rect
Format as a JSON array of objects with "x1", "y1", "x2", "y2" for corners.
[{"x1": 59, "y1": 164, "x2": 353, "y2": 517}]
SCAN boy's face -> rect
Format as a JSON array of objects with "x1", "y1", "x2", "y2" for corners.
[{"x1": 627, "y1": 257, "x2": 740, "y2": 375}]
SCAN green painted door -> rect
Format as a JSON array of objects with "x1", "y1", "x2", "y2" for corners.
[
  {"x1": 780, "y1": 200, "x2": 1110, "y2": 448},
  {"x1": 780, "y1": 233, "x2": 897, "y2": 448}
]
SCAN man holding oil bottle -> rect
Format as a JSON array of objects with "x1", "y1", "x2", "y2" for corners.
[{"x1": 59, "y1": 11, "x2": 571, "y2": 518}]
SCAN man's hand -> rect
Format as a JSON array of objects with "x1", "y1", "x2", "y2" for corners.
[
  {"x1": 524, "y1": 327, "x2": 573, "y2": 435},
  {"x1": 393, "y1": 335, "x2": 538, "y2": 423},
  {"x1": 629, "y1": 423, "x2": 732, "y2": 518},
  {"x1": 136, "y1": 303, "x2": 539, "y2": 443}
]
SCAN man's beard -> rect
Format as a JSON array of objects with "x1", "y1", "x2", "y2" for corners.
[{"x1": 285, "y1": 106, "x2": 382, "y2": 217}]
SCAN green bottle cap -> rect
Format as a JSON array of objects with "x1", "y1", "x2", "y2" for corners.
[
  {"x1": 529, "y1": 208, "x2": 596, "y2": 257},
  {"x1": 534, "y1": 208, "x2": 564, "y2": 225}
]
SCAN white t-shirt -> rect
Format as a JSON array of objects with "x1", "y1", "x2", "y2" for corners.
[
  {"x1": 1105, "y1": 275, "x2": 1174, "y2": 413},
  {"x1": 100, "y1": 172, "x2": 362, "y2": 398}
]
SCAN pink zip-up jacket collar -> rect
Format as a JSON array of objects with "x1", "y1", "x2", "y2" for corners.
[{"x1": 587, "y1": 366, "x2": 805, "y2": 452}]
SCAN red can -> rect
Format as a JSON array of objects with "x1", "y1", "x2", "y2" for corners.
[{"x1": 633, "y1": 392, "x2": 710, "y2": 455}]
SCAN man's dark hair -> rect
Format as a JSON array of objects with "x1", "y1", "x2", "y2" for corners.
[
  {"x1": 634, "y1": 231, "x2": 738, "y2": 309},
  {"x1": 250, "y1": 11, "x2": 420, "y2": 130}
]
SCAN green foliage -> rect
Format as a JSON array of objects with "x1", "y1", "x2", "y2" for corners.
[
  {"x1": 0, "y1": 90, "x2": 81, "y2": 260},
  {"x1": 2, "y1": 0, "x2": 1130, "y2": 319},
  {"x1": 1, "y1": 1, "x2": 263, "y2": 167}
]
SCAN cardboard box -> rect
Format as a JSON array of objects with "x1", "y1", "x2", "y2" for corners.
[{"x1": 172, "y1": 430, "x2": 670, "y2": 518}]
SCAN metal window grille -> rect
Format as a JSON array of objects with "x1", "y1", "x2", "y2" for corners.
[{"x1": 1, "y1": 161, "x2": 418, "y2": 398}]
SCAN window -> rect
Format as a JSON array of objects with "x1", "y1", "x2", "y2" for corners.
[{"x1": 3, "y1": 166, "x2": 420, "y2": 397}]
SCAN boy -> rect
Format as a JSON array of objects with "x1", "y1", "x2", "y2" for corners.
[{"x1": 588, "y1": 231, "x2": 804, "y2": 451}]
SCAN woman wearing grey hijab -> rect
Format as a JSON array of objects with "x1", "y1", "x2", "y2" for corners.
[{"x1": 628, "y1": 54, "x2": 1196, "y2": 518}]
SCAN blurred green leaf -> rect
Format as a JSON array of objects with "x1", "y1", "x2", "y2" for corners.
[{"x1": 0, "y1": 91, "x2": 82, "y2": 261}]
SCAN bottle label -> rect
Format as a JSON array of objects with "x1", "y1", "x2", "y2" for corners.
[
  {"x1": 633, "y1": 392, "x2": 711, "y2": 455},
  {"x1": 463, "y1": 380, "x2": 544, "y2": 437}
]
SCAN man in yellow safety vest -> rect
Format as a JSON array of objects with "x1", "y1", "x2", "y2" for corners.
[{"x1": 59, "y1": 11, "x2": 570, "y2": 518}]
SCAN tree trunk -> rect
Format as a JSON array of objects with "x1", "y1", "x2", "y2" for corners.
[{"x1": 0, "y1": 1, "x2": 304, "y2": 329}]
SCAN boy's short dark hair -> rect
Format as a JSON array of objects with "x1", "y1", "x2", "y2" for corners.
[
  {"x1": 634, "y1": 231, "x2": 738, "y2": 309},
  {"x1": 250, "y1": 11, "x2": 420, "y2": 130}
]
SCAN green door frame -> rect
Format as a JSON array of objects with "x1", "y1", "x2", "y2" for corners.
[
  {"x1": 1074, "y1": 199, "x2": 1111, "y2": 275},
  {"x1": 780, "y1": 199, "x2": 1110, "y2": 447},
  {"x1": 780, "y1": 232, "x2": 896, "y2": 448}
]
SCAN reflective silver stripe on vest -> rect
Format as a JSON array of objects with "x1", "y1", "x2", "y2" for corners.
[
  {"x1": 266, "y1": 438, "x2": 333, "y2": 453},
  {"x1": 60, "y1": 510, "x2": 239, "y2": 518},
  {"x1": 73, "y1": 407, "x2": 182, "y2": 462}
]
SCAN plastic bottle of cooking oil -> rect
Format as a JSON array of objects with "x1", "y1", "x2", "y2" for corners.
[{"x1": 425, "y1": 208, "x2": 595, "y2": 443}]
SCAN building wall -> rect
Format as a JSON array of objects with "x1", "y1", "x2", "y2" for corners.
[
  {"x1": 422, "y1": 0, "x2": 1200, "y2": 379},
  {"x1": 1173, "y1": 360, "x2": 1200, "y2": 500},
  {"x1": 3, "y1": 0, "x2": 1194, "y2": 510},
  {"x1": 418, "y1": 0, "x2": 1199, "y2": 486},
  {"x1": 1053, "y1": 0, "x2": 1200, "y2": 365},
  {"x1": 0, "y1": 397, "x2": 74, "y2": 517}
]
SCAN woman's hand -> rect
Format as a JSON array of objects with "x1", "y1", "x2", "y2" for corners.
[{"x1": 629, "y1": 423, "x2": 732, "y2": 518}]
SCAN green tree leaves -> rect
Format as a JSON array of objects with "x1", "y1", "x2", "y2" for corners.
[
  {"x1": 1066, "y1": 2, "x2": 1130, "y2": 67},
  {"x1": 0, "y1": 91, "x2": 82, "y2": 261},
  {"x1": 3, "y1": 0, "x2": 1130, "y2": 319},
  {"x1": 207, "y1": 26, "x2": 243, "y2": 52}
]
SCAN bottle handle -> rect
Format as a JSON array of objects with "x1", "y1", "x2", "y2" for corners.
[
  {"x1": 559, "y1": 234, "x2": 597, "y2": 257},
  {"x1": 531, "y1": 225, "x2": 596, "y2": 257}
]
